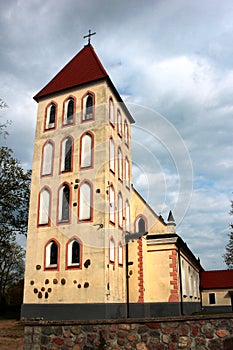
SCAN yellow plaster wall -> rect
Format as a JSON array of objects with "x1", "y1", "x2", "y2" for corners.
[{"x1": 202, "y1": 289, "x2": 233, "y2": 307}]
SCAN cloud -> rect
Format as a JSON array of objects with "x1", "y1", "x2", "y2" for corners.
[{"x1": 1, "y1": 0, "x2": 233, "y2": 270}]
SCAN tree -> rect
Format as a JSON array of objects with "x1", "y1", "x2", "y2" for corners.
[
  {"x1": 224, "y1": 200, "x2": 233, "y2": 269},
  {"x1": 0, "y1": 98, "x2": 11, "y2": 138},
  {"x1": 0, "y1": 148, "x2": 31, "y2": 301},
  {"x1": 0, "y1": 147, "x2": 31, "y2": 236}
]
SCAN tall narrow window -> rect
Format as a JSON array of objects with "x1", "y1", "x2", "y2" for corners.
[
  {"x1": 83, "y1": 93, "x2": 94, "y2": 120},
  {"x1": 58, "y1": 184, "x2": 70, "y2": 222},
  {"x1": 118, "y1": 147, "x2": 123, "y2": 181},
  {"x1": 45, "y1": 240, "x2": 59, "y2": 268},
  {"x1": 124, "y1": 120, "x2": 129, "y2": 146},
  {"x1": 63, "y1": 98, "x2": 74, "y2": 125},
  {"x1": 188, "y1": 266, "x2": 193, "y2": 297},
  {"x1": 41, "y1": 141, "x2": 54, "y2": 176},
  {"x1": 109, "y1": 138, "x2": 115, "y2": 173},
  {"x1": 109, "y1": 238, "x2": 115, "y2": 263},
  {"x1": 125, "y1": 157, "x2": 130, "y2": 188},
  {"x1": 125, "y1": 200, "x2": 130, "y2": 232},
  {"x1": 61, "y1": 137, "x2": 72, "y2": 172},
  {"x1": 79, "y1": 181, "x2": 92, "y2": 221},
  {"x1": 118, "y1": 192, "x2": 123, "y2": 228},
  {"x1": 80, "y1": 132, "x2": 93, "y2": 168},
  {"x1": 109, "y1": 185, "x2": 115, "y2": 224},
  {"x1": 136, "y1": 216, "x2": 146, "y2": 233},
  {"x1": 45, "y1": 103, "x2": 56, "y2": 130},
  {"x1": 67, "y1": 238, "x2": 81, "y2": 267},
  {"x1": 109, "y1": 98, "x2": 114, "y2": 126},
  {"x1": 117, "y1": 110, "x2": 122, "y2": 136},
  {"x1": 38, "y1": 188, "x2": 51, "y2": 225},
  {"x1": 118, "y1": 242, "x2": 123, "y2": 265},
  {"x1": 181, "y1": 260, "x2": 187, "y2": 296}
]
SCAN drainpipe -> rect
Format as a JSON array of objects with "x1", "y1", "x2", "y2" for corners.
[{"x1": 178, "y1": 247, "x2": 184, "y2": 316}]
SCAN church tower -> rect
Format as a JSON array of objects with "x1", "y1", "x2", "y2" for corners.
[
  {"x1": 22, "y1": 42, "x2": 135, "y2": 320},
  {"x1": 22, "y1": 39, "x2": 202, "y2": 320}
]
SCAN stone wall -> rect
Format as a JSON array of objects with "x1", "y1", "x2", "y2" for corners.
[{"x1": 23, "y1": 314, "x2": 233, "y2": 350}]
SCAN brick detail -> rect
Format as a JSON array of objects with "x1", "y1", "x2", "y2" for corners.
[
  {"x1": 137, "y1": 237, "x2": 144, "y2": 302},
  {"x1": 168, "y1": 249, "x2": 179, "y2": 302}
]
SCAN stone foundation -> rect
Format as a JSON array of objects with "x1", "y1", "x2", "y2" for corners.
[{"x1": 23, "y1": 313, "x2": 233, "y2": 349}]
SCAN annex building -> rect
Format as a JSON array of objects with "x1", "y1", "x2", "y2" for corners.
[{"x1": 21, "y1": 41, "x2": 203, "y2": 320}]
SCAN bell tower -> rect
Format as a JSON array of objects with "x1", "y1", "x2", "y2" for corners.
[{"x1": 22, "y1": 42, "x2": 135, "y2": 320}]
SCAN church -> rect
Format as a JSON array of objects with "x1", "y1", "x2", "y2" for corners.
[{"x1": 21, "y1": 36, "x2": 202, "y2": 320}]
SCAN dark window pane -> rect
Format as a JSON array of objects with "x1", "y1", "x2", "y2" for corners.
[
  {"x1": 67, "y1": 99, "x2": 74, "y2": 122},
  {"x1": 85, "y1": 95, "x2": 93, "y2": 119},
  {"x1": 49, "y1": 104, "x2": 56, "y2": 124},
  {"x1": 72, "y1": 241, "x2": 80, "y2": 264},
  {"x1": 64, "y1": 138, "x2": 72, "y2": 171},
  {"x1": 138, "y1": 217, "x2": 146, "y2": 233},
  {"x1": 50, "y1": 242, "x2": 58, "y2": 265},
  {"x1": 62, "y1": 186, "x2": 70, "y2": 221}
]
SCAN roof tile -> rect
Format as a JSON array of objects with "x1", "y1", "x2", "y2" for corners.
[{"x1": 34, "y1": 44, "x2": 108, "y2": 101}]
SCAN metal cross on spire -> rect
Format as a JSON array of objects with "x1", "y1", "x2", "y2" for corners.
[{"x1": 83, "y1": 29, "x2": 96, "y2": 45}]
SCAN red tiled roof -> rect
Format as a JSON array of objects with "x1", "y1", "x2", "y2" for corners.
[
  {"x1": 201, "y1": 270, "x2": 233, "y2": 289},
  {"x1": 34, "y1": 44, "x2": 108, "y2": 101}
]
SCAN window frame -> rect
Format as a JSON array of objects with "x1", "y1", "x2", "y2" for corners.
[
  {"x1": 44, "y1": 239, "x2": 60, "y2": 270},
  {"x1": 109, "y1": 237, "x2": 115, "y2": 263},
  {"x1": 109, "y1": 184, "x2": 115, "y2": 225},
  {"x1": 78, "y1": 180, "x2": 93, "y2": 222},
  {"x1": 41, "y1": 140, "x2": 54, "y2": 177},
  {"x1": 82, "y1": 91, "x2": 95, "y2": 122},
  {"x1": 62, "y1": 96, "x2": 76, "y2": 126},
  {"x1": 124, "y1": 120, "x2": 129, "y2": 147},
  {"x1": 117, "y1": 109, "x2": 122, "y2": 137},
  {"x1": 60, "y1": 136, "x2": 73, "y2": 173},
  {"x1": 118, "y1": 147, "x2": 123, "y2": 182},
  {"x1": 125, "y1": 156, "x2": 130, "y2": 189},
  {"x1": 66, "y1": 237, "x2": 82, "y2": 269},
  {"x1": 80, "y1": 131, "x2": 94, "y2": 169},
  {"x1": 44, "y1": 101, "x2": 57, "y2": 131},
  {"x1": 118, "y1": 192, "x2": 123, "y2": 229},
  {"x1": 38, "y1": 187, "x2": 51, "y2": 227},
  {"x1": 118, "y1": 241, "x2": 123, "y2": 266},
  {"x1": 209, "y1": 292, "x2": 216, "y2": 305},
  {"x1": 57, "y1": 183, "x2": 72, "y2": 224},
  {"x1": 109, "y1": 97, "x2": 115, "y2": 127},
  {"x1": 109, "y1": 137, "x2": 115, "y2": 174}
]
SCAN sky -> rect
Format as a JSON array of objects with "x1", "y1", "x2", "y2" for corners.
[{"x1": 1, "y1": 0, "x2": 233, "y2": 270}]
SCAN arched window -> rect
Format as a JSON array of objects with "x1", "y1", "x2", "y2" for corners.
[
  {"x1": 58, "y1": 184, "x2": 70, "y2": 222},
  {"x1": 41, "y1": 141, "x2": 54, "y2": 176},
  {"x1": 118, "y1": 241, "x2": 123, "y2": 265},
  {"x1": 125, "y1": 200, "x2": 130, "y2": 232},
  {"x1": 125, "y1": 157, "x2": 130, "y2": 188},
  {"x1": 136, "y1": 216, "x2": 146, "y2": 233},
  {"x1": 38, "y1": 188, "x2": 51, "y2": 225},
  {"x1": 63, "y1": 98, "x2": 74, "y2": 125},
  {"x1": 79, "y1": 181, "x2": 92, "y2": 221},
  {"x1": 109, "y1": 98, "x2": 114, "y2": 125},
  {"x1": 117, "y1": 110, "x2": 122, "y2": 136},
  {"x1": 83, "y1": 93, "x2": 94, "y2": 120},
  {"x1": 109, "y1": 185, "x2": 115, "y2": 224},
  {"x1": 118, "y1": 192, "x2": 123, "y2": 228},
  {"x1": 118, "y1": 147, "x2": 123, "y2": 181},
  {"x1": 80, "y1": 132, "x2": 93, "y2": 168},
  {"x1": 45, "y1": 240, "x2": 59, "y2": 268},
  {"x1": 124, "y1": 120, "x2": 129, "y2": 146},
  {"x1": 109, "y1": 238, "x2": 115, "y2": 263},
  {"x1": 188, "y1": 266, "x2": 193, "y2": 297},
  {"x1": 67, "y1": 238, "x2": 81, "y2": 267},
  {"x1": 45, "y1": 103, "x2": 56, "y2": 130},
  {"x1": 61, "y1": 137, "x2": 72, "y2": 172},
  {"x1": 109, "y1": 137, "x2": 115, "y2": 173}
]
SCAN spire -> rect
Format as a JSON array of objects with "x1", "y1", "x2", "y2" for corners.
[
  {"x1": 167, "y1": 210, "x2": 175, "y2": 223},
  {"x1": 33, "y1": 44, "x2": 108, "y2": 101},
  {"x1": 167, "y1": 210, "x2": 176, "y2": 234}
]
